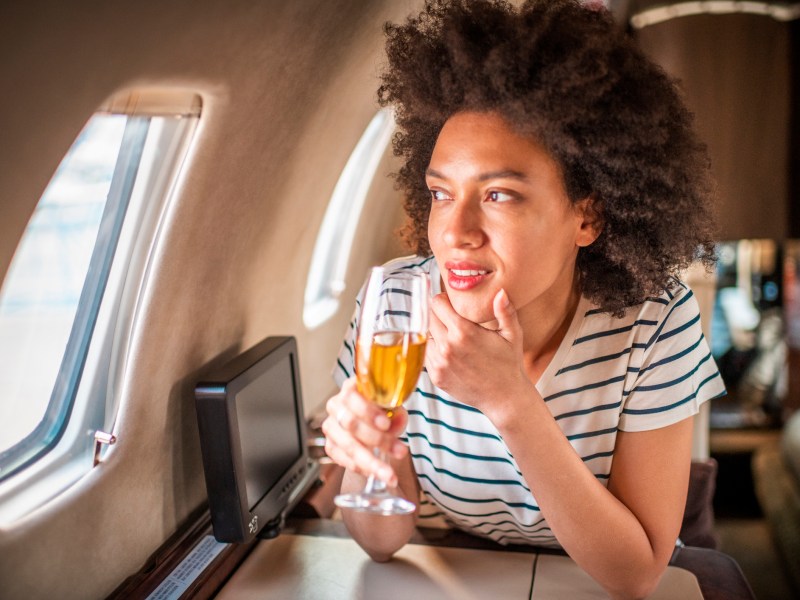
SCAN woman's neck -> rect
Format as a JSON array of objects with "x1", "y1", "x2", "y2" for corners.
[{"x1": 518, "y1": 278, "x2": 582, "y2": 382}]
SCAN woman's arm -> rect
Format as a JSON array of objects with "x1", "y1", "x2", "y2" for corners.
[
  {"x1": 427, "y1": 290, "x2": 693, "y2": 599},
  {"x1": 322, "y1": 378, "x2": 421, "y2": 561},
  {"x1": 495, "y1": 393, "x2": 692, "y2": 599},
  {"x1": 337, "y1": 452, "x2": 420, "y2": 561}
]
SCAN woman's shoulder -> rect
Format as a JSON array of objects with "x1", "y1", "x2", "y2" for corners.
[{"x1": 583, "y1": 277, "x2": 699, "y2": 329}]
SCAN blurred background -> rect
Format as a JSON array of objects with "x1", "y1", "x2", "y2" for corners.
[{"x1": 614, "y1": 2, "x2": 799, "y2": 598}]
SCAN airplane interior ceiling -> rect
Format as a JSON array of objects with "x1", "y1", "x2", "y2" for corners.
[{"x1": 0, "y1": 1, "x2": 416, "y2": 597}]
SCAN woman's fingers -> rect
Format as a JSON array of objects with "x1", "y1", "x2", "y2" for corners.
[
  {"x1": 386, "y1": 408, "x2": 409, "y2": 460},
  {"x1": 387, "y1": 407, "x2": 408, "y2": 434},
  {"x1": 428, "y1": 298, "x2": 449, "y2": 341},
  {"x1": 322, "y1": 379, "x2": 407, "y2": 483},
  {"x1": 341, "y1": 384, "x2": 392, "y2": 432},
  {"x1": 492, "y1": 288, "x2": 522, "y2": 346},
  {"x1": 324, "y1": 418, "x2": 395, "y2": 484}
]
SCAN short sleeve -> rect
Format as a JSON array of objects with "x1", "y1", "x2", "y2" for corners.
[
  {"x1": 331, "y1": 281, "x2": 369, "y2": 389},
  {"x1": 332, "y1": 303, "x2": 358, "y2": 389},
  {"x1": 618, "y1": 286, "x2": 726, "y2": 432}
]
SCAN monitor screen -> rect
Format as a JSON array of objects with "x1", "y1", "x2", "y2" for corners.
[{"x1": 235, "y1": 355, "x2": 302, "y2": 508}]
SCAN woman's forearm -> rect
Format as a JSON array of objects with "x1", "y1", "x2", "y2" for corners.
[
  {"x1": 491, "y1": 386, "x2": 680, "y2": 599},
  {"x1": 339, "y1": 455, "x2": 419, "y2": 562}
]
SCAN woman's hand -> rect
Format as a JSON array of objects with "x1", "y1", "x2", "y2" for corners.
[
  {"x1": 321, "y1": 378, "x2": 409, "y2": 487},
  {"x1": 426, "y1": 288, "x2": 532, "y2": 419}
]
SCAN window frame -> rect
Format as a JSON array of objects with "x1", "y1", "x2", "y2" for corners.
[
  {"x1": 303, "y1": 108, "x2": 396, "y2": 330},
  {"x1": 0, "y1": 89, "x2": 201, "y2": 521},
  {"x1": 0, "y1": 118, "x2": 151, "y2": 482}
]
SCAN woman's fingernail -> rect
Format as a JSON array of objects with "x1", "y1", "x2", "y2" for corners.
[
  {"x1": 392, "y1": 440, "x2": 405, "y2": 455},
  {"x1": 499, "y1": 288, "x2": 510, "y2": 307},
  {"x1": 374, "y1": 414, "x2": 390, "y2": 430}
]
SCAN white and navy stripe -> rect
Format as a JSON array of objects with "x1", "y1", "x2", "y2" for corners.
[{"x1": 333, "y1": 256, "x2": 725, "y2": 548}]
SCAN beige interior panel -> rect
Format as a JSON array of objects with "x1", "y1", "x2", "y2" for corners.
[{"x1": 0, "y1": 1, "x2": 418, "y2": 598}]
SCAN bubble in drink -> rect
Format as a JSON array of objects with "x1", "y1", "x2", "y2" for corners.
[{"x1": 356, "y1": 331, "x2": 427, "y2": 411}]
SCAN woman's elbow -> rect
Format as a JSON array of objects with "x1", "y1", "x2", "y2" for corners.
[
  {"x1": 606, "y1": 567, "x2": 665, "y2": 600},
  {"x1": 628, "y1": 577, "x2": 661, "y2": 600},
  {"x1": 365, "y1": 548, "x2": 396, "y2": 563},
  {"x1": 354, "y1": 534, "x2": 407, "y2": 563},
  {"x1": 341, "y1": 509, "x2": 415, "y2": 561}
]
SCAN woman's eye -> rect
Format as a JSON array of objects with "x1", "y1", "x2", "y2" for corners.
[
  {"x1": 488, "y1": 190, "x2": 514, "y2": 203},
  {"x1": 430, "y1": 190, "x2": 451, "y2": 202}
]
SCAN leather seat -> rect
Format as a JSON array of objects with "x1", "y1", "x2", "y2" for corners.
[{"x1": 752, "y1": 411, "x2": 800, "y2": 594}]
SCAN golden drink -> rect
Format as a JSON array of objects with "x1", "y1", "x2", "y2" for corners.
[
  {"x1": 334, "y1": 267, "x2": 428, "y2": 514},
  {"x1": 356, "y1": 331, "x2": 427, "y2": 412}
]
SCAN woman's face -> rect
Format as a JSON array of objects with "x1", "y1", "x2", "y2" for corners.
[{"x1": 426, "y1": 111, "x2": 598, "y2": 326}]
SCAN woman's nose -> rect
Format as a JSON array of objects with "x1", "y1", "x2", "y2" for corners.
[{"x1": 442, "y1": 200, "x2": 484, "y2": 248}]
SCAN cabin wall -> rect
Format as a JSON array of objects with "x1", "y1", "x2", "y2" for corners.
[
  {"x1": 635, "y1": 11, "x2": 793, "y2": 241},
  {"x1": 0, "y1": 1, "x2": 415, "y2": 598}
]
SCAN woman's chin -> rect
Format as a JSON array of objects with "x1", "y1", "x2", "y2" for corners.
[{"x1": 449, "y1": 299, "x2": 495, "y2": 326}]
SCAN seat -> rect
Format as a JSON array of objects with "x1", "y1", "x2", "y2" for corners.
[{"x1": 752, "y1": 410, "x2": 800, "y2": 595}]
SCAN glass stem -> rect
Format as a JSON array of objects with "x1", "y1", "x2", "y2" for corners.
[{"x1": 364, "y1": 447, "x2": 388, "y2": 494}]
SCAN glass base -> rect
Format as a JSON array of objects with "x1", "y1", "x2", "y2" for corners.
[{"x1": 334, "y1": 491, "x2": 416, "y2": 515}]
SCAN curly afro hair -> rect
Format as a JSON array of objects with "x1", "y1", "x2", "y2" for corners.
[{"x1": 378, "y1": 0, "x2": 717, "y2": 316}]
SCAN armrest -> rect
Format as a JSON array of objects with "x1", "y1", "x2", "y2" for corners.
[
  {"x1": 680, "y1": 458, "x2": 719, "y2": 549},
  {"x1": 669, "y1": 545, "x2": 755, "y2": 600}
]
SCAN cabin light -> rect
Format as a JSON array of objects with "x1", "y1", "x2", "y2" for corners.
[{"x1": 630, "y1": 1, "x2": 800, "y2": 29}]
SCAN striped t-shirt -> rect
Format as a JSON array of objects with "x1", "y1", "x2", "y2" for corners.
[{"x1": 333, "y1": 255, "x2": 726, "y2": 548}]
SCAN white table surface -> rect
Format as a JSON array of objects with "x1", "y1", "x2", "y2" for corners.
[{"x1": 217, "y1": 533, "x2": 703, "y2": 599}]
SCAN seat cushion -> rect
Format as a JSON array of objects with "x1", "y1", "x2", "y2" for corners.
[{"x1": 752, "y1": 423, "x2": 800, "y2": 594}]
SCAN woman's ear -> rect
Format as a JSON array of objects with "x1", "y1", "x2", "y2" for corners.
[{"x1": 575, "y1": 195, "x2": 603, "y2": 248}]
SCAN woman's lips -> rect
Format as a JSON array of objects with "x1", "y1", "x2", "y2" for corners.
[{"x1": 446, "y1": 264, "x2": 492, "y2": 291}]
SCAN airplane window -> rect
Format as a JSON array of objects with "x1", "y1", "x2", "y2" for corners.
[
  {"x1": 0, "y1": 115, "x2": 132, "y2": 469},
  {"x1": 0, "y1": 91, "x2": 199, "y2": 516},
  {"x1": 303, "y1": 108, "x2": 395, "y2": 329}
]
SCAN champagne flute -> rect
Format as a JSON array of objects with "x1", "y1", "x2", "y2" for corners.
[{"x1": 334, "y1": 266, "x2": 430, "y2": 515}]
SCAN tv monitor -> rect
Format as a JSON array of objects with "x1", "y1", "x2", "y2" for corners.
[{"x1": 195, "y1": 336, "x2": 319, "y2": 543}]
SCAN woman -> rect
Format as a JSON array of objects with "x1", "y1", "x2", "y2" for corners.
[{"x1": 322, "y1": 1, "x2": 725, "y2": 598}]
